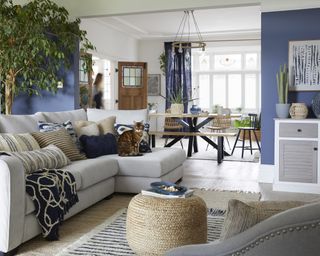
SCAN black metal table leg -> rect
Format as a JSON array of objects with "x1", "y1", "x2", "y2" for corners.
[
  {"x1": 165, "y1": 136, "x2": 184, "y2": 147},
  {"x1": 151, "y1": 134, "x2": 156, "y2": 148},
  {"x1": 217, "y1": 136, "x2": 224, "y2": 164},
  {"x1": 192, "y1": 117, "x2": 198, "y2": 153},
  {"x1": 231, "y1": 130, "x2": 241, "y2": 155},
  {"x1": 187, "y1": 136, "x2": 194, "y2": 157}
]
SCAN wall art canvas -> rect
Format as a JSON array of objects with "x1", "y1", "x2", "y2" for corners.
[
  {"x1": 147, "y1": 74, "x2": 161, "y2": 96},
  {"x1": 289, "y1": 40, "x2": 320, "y2": 91}
]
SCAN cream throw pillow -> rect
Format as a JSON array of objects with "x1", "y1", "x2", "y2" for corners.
[
  {"x1": 78, "y1": 123, "x2": 100, "y2": 137},
  {"x1": 220, "y1": 199, "x2": 306, "y2": 240},
  {"x1": 74, "y1": 116, "x2": 116, "y2": 137}
]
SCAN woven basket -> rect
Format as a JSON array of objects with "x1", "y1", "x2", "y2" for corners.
[{"x1": 126, "y1": 194, "x2": 207, "y2": 255}]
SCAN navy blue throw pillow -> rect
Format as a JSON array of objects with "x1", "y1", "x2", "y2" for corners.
[{"x1": 79, "y1": 133, "x2": 118, "y2": 158}]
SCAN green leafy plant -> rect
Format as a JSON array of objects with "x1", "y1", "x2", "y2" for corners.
[
  {"x1": 0, "y1": 0, "x2": 95, "y2": 114},
  {"x1": 167, "y1": 87, "x2": 184, "y2": 104},
  {"x1": 159, "y1": 52, "x2": 166, "y2": 76},
  {"x1": 276, "y1": 64, "x2": 289, "y2": 104}
]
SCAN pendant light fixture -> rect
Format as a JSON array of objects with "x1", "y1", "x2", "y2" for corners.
[{"x1": 172, "y1": 10, "x2": 206, "y2": 55}]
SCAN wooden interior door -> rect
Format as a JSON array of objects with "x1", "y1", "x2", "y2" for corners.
[{"x1": 118, "y1": 62, "x2": 147, "y2": 110}]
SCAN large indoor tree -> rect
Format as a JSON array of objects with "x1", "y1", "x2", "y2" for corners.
[{"x1": 0, "y1": 0, "x2": 94, "y2": 114}]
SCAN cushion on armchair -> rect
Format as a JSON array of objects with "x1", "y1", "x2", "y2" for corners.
[{"x1": 220, "y1": 199, "x2": 306, "y2": 240}]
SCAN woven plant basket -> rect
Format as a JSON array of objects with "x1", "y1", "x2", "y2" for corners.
[{"x1": 126, "y1": 194, "x2": 207, "y2": 256}]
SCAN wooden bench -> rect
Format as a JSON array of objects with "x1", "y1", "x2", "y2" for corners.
[{"x1": 148, "y1": 131, "x2": 237, "y2": 163}]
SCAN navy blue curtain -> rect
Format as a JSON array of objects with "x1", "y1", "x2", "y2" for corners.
[{"x1": 165, "y1": 42, "x2": 192, "y2": 113}]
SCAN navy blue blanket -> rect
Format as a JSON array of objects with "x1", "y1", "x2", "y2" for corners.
[{"x1": 26, "y1": 169, "x2": 78, "y2": 240}]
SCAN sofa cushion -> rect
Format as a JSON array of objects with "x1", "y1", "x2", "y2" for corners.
[
  {"x1": 40, "y1": 109, "x2": 87, "y2": 123},
  {"x1": 108, "y1": 148, "x2": 186, "y2": 178},
  {"x1": 87, "y1": 108, "x2": 148, "y2": 124},
  {"x1": 32, "y1": 129, "x2": 86, "y2": 161},
  {"x1": 7, "y1": 145, "x2": 71, "y2": 174},
  {"x1": 0, "y1": 113, "x2": 44, "y2": 133},
  {"x1": 220, "y1": 199, "x2": 306, "y2": 240},
  {"x1": 0, "y1": 133, "x2": 40, "y2": 152},
  {"x1": 80, "y1": 134, "x2": 118, "y2": 158},
  {"x1": 62, "y1": 156, "x2": 119, "y2": 190}
]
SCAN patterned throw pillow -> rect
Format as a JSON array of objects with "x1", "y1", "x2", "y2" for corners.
[
  {"x1": 38, "y1": 120, "x2": 80, "y2": 149},
  {"x1": 0, "y1": 133, "x2": 40, "y2": 152},
  {"x1": 220, "y1": 199, "x2": 306, "y2": 240},
  {"x1": 32, "y1": 129, "x2": 86, "y2": 161},
  {"x1": 7, "y1": 145, "x2": 71, "y2": 174}
]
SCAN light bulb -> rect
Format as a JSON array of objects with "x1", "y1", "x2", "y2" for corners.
[{"x1": 178, "y1": 44, "x2": 183, "y2": 53}]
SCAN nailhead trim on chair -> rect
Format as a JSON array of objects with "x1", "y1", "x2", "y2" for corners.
[{"x1": 230, "y1": 220, "x2": 320, "y2": 256}]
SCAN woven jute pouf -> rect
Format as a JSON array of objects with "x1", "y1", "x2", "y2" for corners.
[{"x1": 126, "y1": 194, "x2": 207, "y2": 256}]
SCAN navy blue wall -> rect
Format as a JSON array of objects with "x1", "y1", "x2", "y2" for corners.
[
  {"x1": 12, "y1": 45, "x2": 80, "y2": 115},
  {"x1": 261, "y1": 8, "x2": 320, "y2": 165}
]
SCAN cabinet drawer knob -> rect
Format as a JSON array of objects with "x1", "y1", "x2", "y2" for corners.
[
  {"x1": 314, "y1": 147, "x2": 318, "y2": 151},
  {"x1": 297, "y1": 129, "x2": 302, "y2": 132}
]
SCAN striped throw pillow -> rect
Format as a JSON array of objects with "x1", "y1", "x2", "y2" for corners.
[
  {"x1": 32, "y1": 129, "x2": 86, "y2": 161},
  {"x1": 0, "y1": 133, "x2": 40, "y2": 152},
  {"x1": 8, "y1": 145, "x2": 71, "y2": 174},
  {"x1": 38, "y1": 120, "x2": 81, "y2": 150}
]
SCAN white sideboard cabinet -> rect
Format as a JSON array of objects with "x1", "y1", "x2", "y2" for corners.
[{"x1": 274, "y1": 119, "x2": 320, "y2": 194}]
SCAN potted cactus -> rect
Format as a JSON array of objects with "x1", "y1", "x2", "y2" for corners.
[{"x1": 276, "y1": 64, "x2": 290, "y2": 118}]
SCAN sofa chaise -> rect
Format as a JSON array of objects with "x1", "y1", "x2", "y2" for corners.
[{"x1": 0, "y1": 108, "x2": 186, "y2": 255}]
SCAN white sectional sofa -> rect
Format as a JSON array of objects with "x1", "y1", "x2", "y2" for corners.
[{"x1": 0, "y1": 108, "x2": 186, "y2": 254}]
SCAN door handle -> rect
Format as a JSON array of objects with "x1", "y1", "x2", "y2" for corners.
[
  {"x1": 115, "y1": 99, "x2": 119, "y2": 103},
  {"x1": 314, "y1": 147, "x2": 318, "y2": 151},
  {"x1": 297, "y1": 129, "x2": 302, "y2": 132}
]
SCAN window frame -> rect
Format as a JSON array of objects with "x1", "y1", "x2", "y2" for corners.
[{"x1": 192, "y1": 50, "x2": 261, "y2": 113}]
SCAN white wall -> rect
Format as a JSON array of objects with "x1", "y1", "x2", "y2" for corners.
[
  {"x1": 138, "y1": 40, "x2": 166, "y2": 130},
  {"x1": 80, "y1": 19, "x2": 138, "y2": 61},
  {"x1": 80, "y1": 18, "x2": 139, "y2": 109}
]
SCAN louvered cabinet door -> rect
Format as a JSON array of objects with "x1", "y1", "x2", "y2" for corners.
[{"x1": 279, "y1": 140, "x2": 318, "y2": 183}]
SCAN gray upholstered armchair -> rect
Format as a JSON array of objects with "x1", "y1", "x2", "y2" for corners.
[{"x1": 166, "y1": 202, "x2": 320, "y2": 256}]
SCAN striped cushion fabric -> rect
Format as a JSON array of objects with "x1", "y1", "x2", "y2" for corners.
[
  {"x1": 8, "y1": 145, "x2": 71, "y2": 174},
  {"x1": 38, "y1": 120, "x2": 81, "y2": 150},
  {"x1": 220, "y1": 199, "x2": 306, "y2": 240},
  {"x1": 0, "y1": 133, "x2": 40, "y2": 152},
  {"x1": 32, "y1": 129, "x2": 86, "y2": 161}
]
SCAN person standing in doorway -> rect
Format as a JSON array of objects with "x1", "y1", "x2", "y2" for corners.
[{"x1": 93, "y1": 73, "x2": 104, "y2": 109}]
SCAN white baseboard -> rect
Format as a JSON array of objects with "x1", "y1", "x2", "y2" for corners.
[
  {"x1": 273, "y1": 182, "x2": 320, "y2": 194},
  {"x1": 259, "y1": 164, "x2": 275, "y2": 183}
]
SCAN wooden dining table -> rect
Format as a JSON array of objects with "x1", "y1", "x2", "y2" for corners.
[{"x1": 148, "y1": 112, "x2": 241, "y2": 163}]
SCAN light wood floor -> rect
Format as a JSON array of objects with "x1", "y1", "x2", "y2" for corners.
[{"x1": 17, "y1": 136, "x2": 319, "y2": 255}]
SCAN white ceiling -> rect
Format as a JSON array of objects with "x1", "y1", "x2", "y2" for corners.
[{"x1": 88, "y1": 6, "x2": 261, "y2": 40}]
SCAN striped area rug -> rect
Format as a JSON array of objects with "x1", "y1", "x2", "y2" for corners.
[{"x1": 58, "y1": 209, "x2": 225, "y2": 256}]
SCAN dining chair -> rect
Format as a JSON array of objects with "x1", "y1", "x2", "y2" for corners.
[
  {"x1": 206, "y1": 115, "x2": 232, "y2": 150},
  {"x1": 206, "y1": 108, "x2": 232, "y2": 150},
  {"x1": 164, "y1": 109, "x2": 184, "y2": 148},
  {"x1": 231, "y1": 113, "x2": 261, "y2": 158}
]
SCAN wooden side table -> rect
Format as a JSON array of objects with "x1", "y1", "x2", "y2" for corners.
[{"x1": 126, "y1": 194, "x2": 207, "y2": 255}]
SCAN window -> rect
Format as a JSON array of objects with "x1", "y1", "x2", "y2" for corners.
[{"x1": 192, "y1": 48, "x2": 261, "y2": 113}]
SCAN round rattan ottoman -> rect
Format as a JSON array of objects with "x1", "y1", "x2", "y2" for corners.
[{"x1": 126, "y1": 194, "x2": 207, "y2": 255}]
